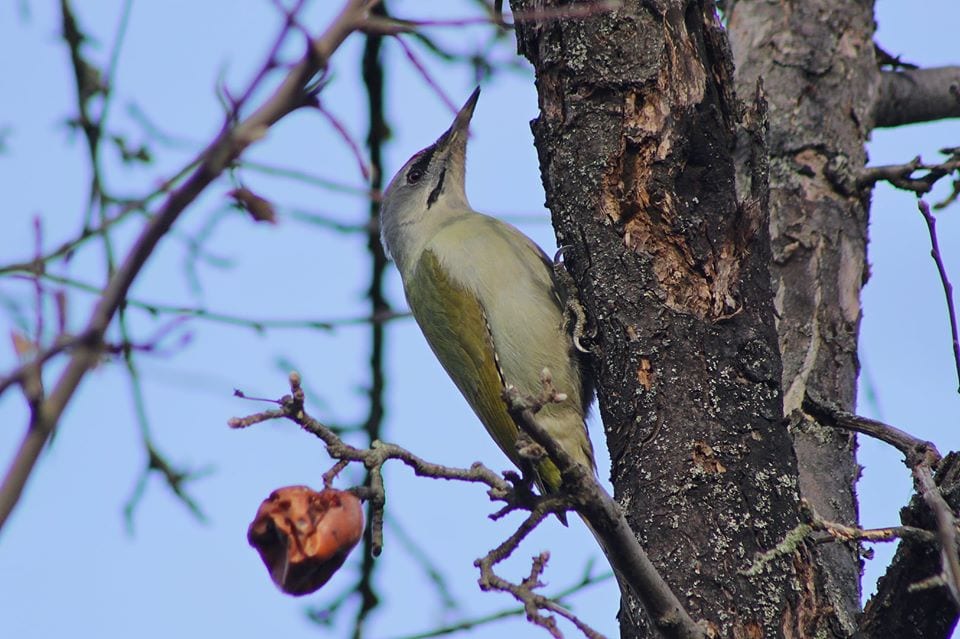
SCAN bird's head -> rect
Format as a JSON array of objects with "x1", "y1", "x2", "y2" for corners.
[{"x1": 379, "y1": 87, "x2": 480, "y2": 269}]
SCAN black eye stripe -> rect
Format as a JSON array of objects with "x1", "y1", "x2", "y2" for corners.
[
  {"x1": 406, "y1": 144, "x2": 437, "y2": 183},
  {"x1": 426, "y1": 168, "x2": 446, "y2": 208}
]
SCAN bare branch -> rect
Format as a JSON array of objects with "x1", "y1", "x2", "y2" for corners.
[
  {"x1": 238, "y1": 159, "x2": 379, "y2": 199},
  {"x1": 315, "y1": 101, "x2": 372, "y2": 181},
  {"x1": 858, "y1": 150, "x2": 960, "y2": 200},
  {"x1": 383, "y1": 513, "x2": 462, "y2": 613},
  {"x1": 813, "y1": 518, "x2": 936, "y2": 546},
  {"x1": 0, "y1": 162, "x2": 199, "y2": 277},
  {"x1": 802, "y1": 394, "x2": 941, "y2": 467},
  {"x1": 802, "y1": 394, "x2": 960, "y2": 608},
  {"x1": 393, "y1": 35, "x2": 459, "y2": 114},
  {"x1": 6, "y1": 260, "x2": 409, "y2": 334},
  {"x1": 123, "y1": 442, "x2": 212, "y2": 531},
  {"x1": 231, "y1": 372, "x2": 608, "y2": 637},
  {"x1": 476, "y1": 541, "x2": 607, "y2": 639},
  {"x1": 874, "y1": 66, "x2": 960, "y2": 128},
  {"x1": 0, "y1": 0, "x2": 379, "y2": 533},
  {"x1": 351, "y1": 16, "x2": 392, "y2": 633},
  {"x1": 745, "y1": 496, "x2": 939, "y2": 577},
  {"x1": 503, "y1": 376, "x2": 706, "y2": 639},
  {"x1": 918, "y1": 200, "x2": 960, "y2": 392},
  {"x1": 229, "y1": 372, "x2": 518, "y2": 557},
  {"x1": 381, "y1": 565, "x2": 612, "y2": 639}
]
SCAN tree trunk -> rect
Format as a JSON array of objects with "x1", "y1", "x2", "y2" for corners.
[
  {"x1": 511, "y1": 1, "x2": 838, "y2": 636},
  {"x1": 726, "y1": 0, "x2": 878, "y2": 634}
]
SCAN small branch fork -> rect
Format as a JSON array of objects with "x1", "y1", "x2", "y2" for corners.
[
  {"x1": 231, "y1": 373, "x2": 514, "y2": 557},
  {"x1": 476, "y1": 521, "x2": 605, "y2": 639},
  {"x1": 857, "y1": 152, "x2": 960, "y2": 387},
  {"x1": 502, "y1": 371, "x2": 706, "y2": 639},
  {"x1": 802, "y1": 394, "x2": 960, "y2": 608},
  {"x1": 0, "y1": 0, "x2": 380, "y2": 534},
  {"x1": 743, "y1": 498, "x2": 939, "y2": 577},
  {"x1": 230, "y1": 372, "x2": 607, "y2": 638},
  {"x1": 859, "y1": 148, "x2": 960, "y2": 208}
]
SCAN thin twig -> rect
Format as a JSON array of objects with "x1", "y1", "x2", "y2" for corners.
[
  {"x1": 0, "y1": 151, "x2": 205, "y2": 278},
  {"x1": 382, "y1": 566, "x2": 612, "y2": 639},
  {"x1": 0, "y1": 333, "x2": 88, "y2": 399},
  {"x1": 813, "y1": 519, "x2": 937, "y2": 545},
  {"x1": 24, "y1": 218, "x2": 46, "y2": 410},
  {"x1": 7, "y1": 271, "x2": 409, "y2": 333},
  {"x1": 121, "y1": 355, "x2": 208, "y2": 527},
  {"x1": 285, "y1": 207, "x2": 370, "y2": 233},
  {"x1": 393, "y1": 35, "x2": 459, "y2": 114},
  {"x1": 802, "y1": 394, "x2": 941, "y2": 467},
  {"x1": 859, "y1": 152, "x2": 960, "y2": 197},
  {"x1": 384, "y1": 513, "x2": 461, "y2": 613},
  {"x1": 475, "y1": 512, "x2": 606, "y2": 639},
  {"x1": 803, "y1": 393, "x2": 960, "y2": 607},
  {"x1": 229, "y1": 373, "x2": 517, "y2": 555},
  {"x1": 349, "y1": 15, "x2": 391, "y2": 634},
  {"x1": 0, "y1": 0, "x2": 379, "y2": 533},
  {"x1": 239, "y1": 159, "x2": 379, "y2": 199},
  {"x1": 918, "y1": 200, "x2": 960, "y2": 393},
  {"x1": 316, "y1": 101, "x2": 372, "y2": 180},
  {"x1": 503, "y1": 375, "x2": 706, "y2": 639}
]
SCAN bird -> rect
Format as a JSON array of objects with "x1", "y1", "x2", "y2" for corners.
[{"x1": 378, "y1": 87, "x2": 597, "y2": 499}]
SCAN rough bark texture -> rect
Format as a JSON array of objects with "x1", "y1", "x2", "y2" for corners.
[
  {"x1": 861, "y1": 452, "x2": 960, "y2": 639},
  {"x1": 727, "y1": 1, "x2": 879, "y2": 634},
  {"x1": 510, "y1": 1, "x2": 826, "y2": 636}
]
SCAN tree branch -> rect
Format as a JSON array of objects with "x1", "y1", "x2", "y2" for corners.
[
  {"x1": 230, "y1": 372, "x2": 520, "y2": 556},
  {"x1": 381, "y1": 565, "x2": 612, "y2": 639},
  {"x1": 858, "y1": 149, "x2": 960, "y2": 202},
  {"x1": 503, "y1": 375, "x2": 706, "y2": 639},
  {"x1": 232, "y1": 373, "x2": 610, "y2": 637},
  {"x1": 861, "y1": 451, "x2": 960, "y2": 639},
  {"x1": 918, "y1": 200, "x2": 960, "y2": 392},
  {"x1": 476, "y1": 540, "x2": 606, "y2": 639},
  {"x1": 6, "y1": 270, "x2": 409, "y2": 334},
  {"x1": 801, "y1": 394, "x2": 941, "y2": 468},
  {"x1": 0, "y1": 0, "x2": 378, "y2": 534},
  {"x1": 802, "y1": 394, "x2": 960, "y2": 617},
  {"x1": 873, "y1": 66, "x2": 960, "y2": 128}
]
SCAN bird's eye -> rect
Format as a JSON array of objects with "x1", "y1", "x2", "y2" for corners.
[{"x1": 406, "y1": 168, "x2": 423, "y2": 184}]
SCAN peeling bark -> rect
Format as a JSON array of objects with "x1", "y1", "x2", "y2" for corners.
[
  {"x1": 510, "y1": 1, "x2": 826, "y2": 636},
  {"x1": 727, "y1": 0, "x2": 879, "y2": 634}
]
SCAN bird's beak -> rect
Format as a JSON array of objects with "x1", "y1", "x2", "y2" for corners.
[
  {"x1": 452, "y1": 86, "x2": 481, "y2": 135},
  {"x1": 437, "y1": 87, "x2": 480, "y2": 149}
]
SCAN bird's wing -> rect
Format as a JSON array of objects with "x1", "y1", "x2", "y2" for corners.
[{"x1": 405, "y1": 248, "x2": 563, "y2": 493}]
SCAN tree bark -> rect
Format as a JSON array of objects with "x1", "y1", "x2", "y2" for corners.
[
  {"x1": 861, "y1": 452, "x2": 960, "y2": 638},
  {"x1": 511, "y1": 1, "x2": 832, "y2": 636},
  {"x1": 727, "y1": 0, "x2": 879, "y2": 634}
]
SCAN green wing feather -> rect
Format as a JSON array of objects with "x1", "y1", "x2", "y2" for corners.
[{"x1": 405, "y1": 249, "x2": 563, "y2": 493}]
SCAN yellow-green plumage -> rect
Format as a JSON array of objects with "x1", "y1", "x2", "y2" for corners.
[
  {"x1": 405, "y1": 215, "x2": 595, "y2": 493},
  {"x1": 379, "y1": 87, "x2": 596, "y2": 497}
]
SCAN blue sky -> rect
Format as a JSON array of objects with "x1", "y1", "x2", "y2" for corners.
[{"x1": 0, "y1": 1, "x2": 958, "y2": 638}]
